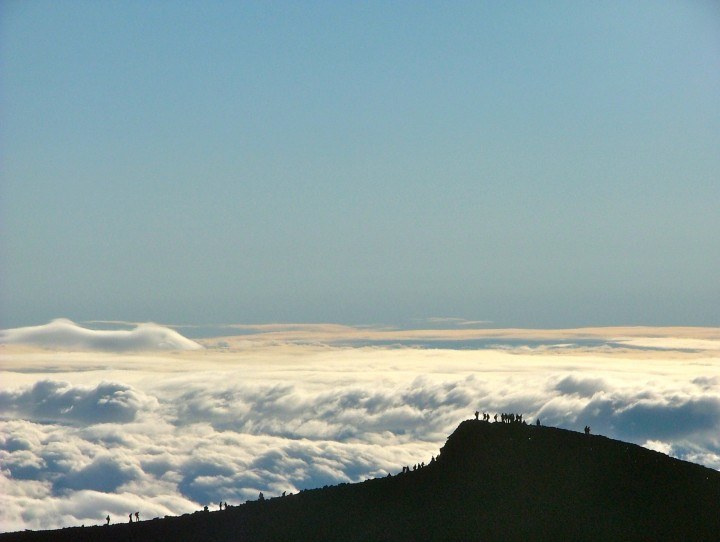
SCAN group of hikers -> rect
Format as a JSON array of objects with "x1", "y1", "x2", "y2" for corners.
[
  {"x1": 206, "y1": 501, "x2": 231, "y2": 511},
  {"x1": 400, "y1": 455, "x2": 436, "y2": 474},
  {"x1": 474, "y1": 410, "x2": 591, "y2": 434},
  {"x1": 474, "y1": 411, "x2": 526, "y2": 424},
  {"x1": 106, "y1": 499, "x2": 238, "y2": 525},
  {"x1": 104, "y1": 512, "x2": 140, "y2": 525}
]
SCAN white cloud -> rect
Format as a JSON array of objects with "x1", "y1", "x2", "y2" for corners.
[
  {"x1": 612, "y1": 337, "x2": 720, "y2": 351},
  {"x1": 642, "y1": 439, "x2": 672, "y2": 454},
  {"x1": 1, "y1": 325, "x2": 719, "y2": 532},
  {"x1": 554, "y1": 375, "x2": 609, "y2": 397},
  {"x1": 0, "y1": 380, "x2": 158, "y2": 425},
  {"x1": 0, "y1": 319, "x2": 203, "y2": 351}
]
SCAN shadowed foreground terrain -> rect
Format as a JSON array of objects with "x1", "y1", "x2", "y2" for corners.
[{"x1": 3, "y1": 421, "x2": 719, "y2": 541}]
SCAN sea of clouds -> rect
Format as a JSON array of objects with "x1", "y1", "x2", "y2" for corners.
[{"x1": 1, "y1": 320, "x2": 719, "y2": 532}]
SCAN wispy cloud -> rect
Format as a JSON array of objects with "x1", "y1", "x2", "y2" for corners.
[
  {"x1": 195, "y1": 323, "x2": 720, "y2": 347},
  {"x1": 418, "y1": 317, "x2": 493, "y2": 327}
]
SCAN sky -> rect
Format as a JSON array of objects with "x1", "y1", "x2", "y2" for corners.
[{"x1": 1, "y1": 1, "x2": 719, "y2": 328}]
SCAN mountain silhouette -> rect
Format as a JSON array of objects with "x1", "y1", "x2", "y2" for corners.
[{"x1": 2, "y1": 420, "x2": 718, "y2": 541}]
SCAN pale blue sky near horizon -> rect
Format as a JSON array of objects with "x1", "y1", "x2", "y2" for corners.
[{"x1": 2, "y1": 1, "x2": 719, "y2": 329}]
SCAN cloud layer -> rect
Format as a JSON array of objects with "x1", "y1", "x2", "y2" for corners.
[
  {"x1": 1, "y1": 324, "x2": 719, "y2": 532},
  {"x1": 0, "y1": 381, "x2": 157, "y2": 425},
  {"x1": 0, "y1": 319, "x2": 203, "y2": 351}
]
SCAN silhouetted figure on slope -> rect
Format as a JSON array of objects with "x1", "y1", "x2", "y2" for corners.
[
  {"x1": 536, "y1": 418, "x2": 541, "y2": 426},
  {"x1": 135, "y1": 512, "x2": 139, "y2": 522},
  {"x1": 106, "y1": 515, "x2": 110, "y2": 526},
  {"x1": 584, "y1": 425, "x2": 591, "y2": 435},
  {"x1": 259, "y1": 492, "x2": 265, "y2": 501},
  {"x1": 128, "y1": 514, "x2": 133, "y2": 523},
  {"x1": 475, "y1": 410, "x2": 479, "y2": 420}
]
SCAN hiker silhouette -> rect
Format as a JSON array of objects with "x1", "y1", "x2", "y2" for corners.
[{"x1": 105, "y1": 515, "x2": 110, "y2": 526}]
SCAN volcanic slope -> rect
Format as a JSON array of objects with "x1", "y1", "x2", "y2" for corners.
[{"x1": 3, "y1": 420, "x2": 719, "y2": 541}]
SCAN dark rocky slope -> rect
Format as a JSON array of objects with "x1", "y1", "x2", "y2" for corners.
[{"x1": 3, "y1": 420, "x2": 719, "y2": 541}]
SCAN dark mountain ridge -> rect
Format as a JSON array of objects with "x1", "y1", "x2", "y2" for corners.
[{"x1": 3, "y1": 420, "x2": 719, "y2": 541}]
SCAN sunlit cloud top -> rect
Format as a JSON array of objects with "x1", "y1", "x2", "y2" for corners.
[{"x1": 0, "y1": 319, "x2": 203, "y2": 351}]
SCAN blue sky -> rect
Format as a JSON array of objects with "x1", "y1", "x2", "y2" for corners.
[{"x1": 2, "y1": 1, "x2": 719, "y2": 328}]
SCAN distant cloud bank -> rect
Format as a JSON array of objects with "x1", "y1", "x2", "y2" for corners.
[{"x1": 0, "y1": 319, "x2": 203, "y2": 351}]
